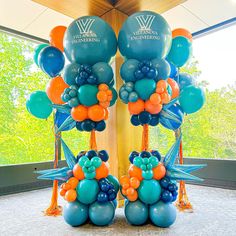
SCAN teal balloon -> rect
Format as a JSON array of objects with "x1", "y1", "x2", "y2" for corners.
[
  {"x1": 76, "y1": 179, "x2": 99, "y2": 204},
  {"x1": 26, "y1": 91, "x2": 52, "y2": 119},
  {"x1": 64, "y1": 16, "x2": 117, "y2": 65},
  {"x1": 120, "y1": 59, "x2": 139, "y2": 82},
  {"x1": 149, "y1": 201, "x2": 177, "y2": 227},
  {"x1": 89, "y1": 201, "x2": 115, "y2": 226},
  {"x1": 138, "y1": 179, "x2": 161, "y2": 204},
  {"x1": 179, "y1": 85, "x2": 205, "y2": 114},
  {"x1": 167, "y1": 36, "x2": 192, "y2": 67},
  {"x1": 63, "y1": 201, "x2": 88, "y2": 226},
  {"x1": 109, "y1": 87, "x2": 118, "y2": 106},
  {"x1": 125, "y1": 200, "x2": 148, "y2": 225},
  {"x1": 92, "y1": 62, "x2": 113, "y2": 85},
  {"x1": 78, "y1": 84, "x2": 98, "y2": 106},
  {"x1": 178, "y1": 73, "x2": 194, "y2": 90},
  {"x1": 118, "y1": 11, "x2": 172, "y2": 60},
  {"x1": 134, "y1": 79, "x2": 156, "y2": 100},
  {"x1": 107, "y1": 175, "x2": 120, "y2": 193},
  {"x1": 142, "y1": 170, "x2": 153, "y2": 180},
  {"x1": 33, "y1": 44, "x2": 49, "y2": 66},
  {"x1": 63, "y1": 62, "x2": 80, "y2": 85},
  {"x1": 152, "y1": 59, "x2": 170, "y2": 80}
]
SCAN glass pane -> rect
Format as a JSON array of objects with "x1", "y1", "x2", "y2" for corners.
[{"x1": 150, "y1": 23, "x2": 236, "y2": 160}]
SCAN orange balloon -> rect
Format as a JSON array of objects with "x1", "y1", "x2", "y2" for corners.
[
  {"x1": 98, "y1": 84, "x2": 109, "y2": 91},
  {"x1": 127, "y1": 190, "x2": 138, "y2": 202},
  {"x1": 126, "y1": 187, "x2": 135, "y2": 196},
  {"x1": 60, "y1": 189, "x2": 66, "y2": 197},
  {"x1": 97, "y1": 91, "x2": 108, "y2": 102},
  {"x1": 67, "y1": 177, "x2": 79, "y2": 189},
  {"x1": 88, "y1": 105, "x2": 106, "y2": 122},
  {"x1": 172, "y1": 28, "x2": 192, "y2": 42},
  {"x1": 129, "y1": 177, "x2": 140, "y2": 189},
  {"x1": 122, "y1": 188, "x2": 127, "y2": 196},
  {"x1": 145, "y1": 100, "x2": 162, "y2": 114},
  {"x1": 122, "y1": 183, "x2": 130, "y2": 190},
  {"x1": 128, "y1": 99, "x2": 145, "y2": 115},
  {"x1": 95, "y1": 162, "x2": 109, "y2": 180},
  {"x1": 120, "y1": 175, "x2": 130, "y2": 185},
  {"x1": 100, "y1": 101, "x2": 110, "y2": 108},
  {"x1": 150, "y1": 93, "x2": 161, "y2": 105},
  {"x1": 71, "y1": 105, "x2": 88, "y2": 121},
  {"x1": 128, "y1": 165, "x2": 143, "y2": 181},
  {"x1": 73, "y1": 164, "x2": 85, "y2": 180},
  {"x1": 161, "y1": 93, "x2": 171, "y2": 104},
  {"x1": 167, "y1": 78, "x2": 180, "y2": 99},
  {"x1": 157, "y1": 80, "x2": 168, "y2": 89},
  {"x1": 65, "y1": 189, "x2": 77, "y2": 202},
  {"x1": 46, "y1": 76, "x2": 69, "y2": 105},
  {"x1": 153, "y1": 163, "x2": 166, "y2": 180},
  {"x1": 49, "y1": 26, "x2": 67, "y2": 51},
  {"x1": 62, "y1": 182, "x2": 71, "y2": 190}
]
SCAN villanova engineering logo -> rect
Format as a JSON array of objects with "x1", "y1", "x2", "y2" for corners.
[
  {"x1": 135, "y1": 15, "x2": 156, "y2": 31},
  {"x1": 76, "y1": 18, "x2": 95, "y2": 34}
]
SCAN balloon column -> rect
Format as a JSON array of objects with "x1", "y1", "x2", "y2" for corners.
[
  {"x1": 118, "y1": 11, "x2": 206, "y2": 227},
  {"x1": 27, "y1": 15, "x2": 119, "y2": 225}
]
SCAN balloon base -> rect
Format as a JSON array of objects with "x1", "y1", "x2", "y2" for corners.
[
  {"x1": 44, "y1": 205, "x2": 62, "y2": 216},
  {"x1": 175, "y1": 201, "x2": 193, "y2": 212}
]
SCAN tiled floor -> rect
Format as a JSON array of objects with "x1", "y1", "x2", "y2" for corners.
[{"x1": 0, "y1": 185, "x2": 236, "y2": 236}]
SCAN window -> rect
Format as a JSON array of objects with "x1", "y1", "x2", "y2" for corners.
[
  {"x1": 0, "y1": 30, "x2": 88, "y2": 165},
  {"x1": 150, "y1": 22, "x2": 236, "y2": 160}
]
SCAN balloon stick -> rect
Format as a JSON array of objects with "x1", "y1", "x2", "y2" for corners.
[
  {"x1": 90, "y1": 129, "x2": 97, "y2": 151},
  {"x1": 175, "y1": 128, "x2": 193, "y2": 212},
  {"x1": 141, "y1": 124, "x2": 149, "y2": 151}
]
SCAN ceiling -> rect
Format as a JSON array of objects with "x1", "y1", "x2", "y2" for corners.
[{"x1": 0, "y1": 0, "x2": 235, "y2": 40}]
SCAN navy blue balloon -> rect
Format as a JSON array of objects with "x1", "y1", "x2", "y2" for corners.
[
  {"x1": 63, "y1": 201, "x2": 88, "y2": 226},
  {"x1": 98, "y1": 150, "x2": 109, "y2": 162},
  {"x1": 130, "y1": 115, "x2": 140, "y2": 126},
  {"x1": 63, "y1": 62, "x2": 80, "y2": 85},
  {"x1": 151, "y1": 150, "x2": 161, "y2": 161},
  {"x1": 86, "y1": 150, "x2": 97, "y2": 159},
  {"x1": 97, "y1": 191, "x2": 108, "y2": 203},
  {"x1": 120, "y1": 59, "x2": 139, "y2": 82},
  {"x1": 38, "y1": 46, "x2": 65, "y2": 77},
  {"x1": 140, "y1": 151, "x2": 151, "y2": 158},
  {"x1": 55, "y1": 111, "x2": 75, "y2": 131},
  {"x1": 168, "y1": 61, "x2": 178, "y2": 78},
  {"x1": 178, "y1": 73, "x2": 194, "y2": 90},
  {"x1": 160, "y1": 177, "x2": 170, "y2": 189},
  {"x1": 64, "y1": 16, "x2": 117, "y2": 65},
  {"x1": 100, "y1": 182, "x2": 110, "y2": 193},
  {"x1": 125, "y1": 200, "x2": 149, "y2": 225},
  {"x1": 138, "y1": 111, "x2": 151, "y2": 125},
  {"x1": 161, "y1": 190, "x2": 173, "y2": 203},
  {"x1": 81, "y1": 119, "x2": 95, "y2": 132},
  {"x1": 118, "y1": 11, "x2": 172, "y2": 61},
  {"x1": 160, "y1": 104, "x2": 184, "y2": 130},
  {"x1": 129, "y1": 151, "x2": 139, "y2": 164},
  {"x1": 95, "y1": 120, "x2": 106, "y2": 132},
  {"x1": 152, "y1": 59, "x2": 170, "y2": 81},
  {"x1": 168, "y1": 182, "x2": 178, "y2": 192},
  {"x1": 149, "y1": 114, "x2": 160, "y2": 126}
]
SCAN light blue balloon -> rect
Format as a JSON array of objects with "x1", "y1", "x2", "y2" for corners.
[
  {"x1": 120, "y1": 59, "x2": 139, "y2": 82},
  {"x1": 179, "y1": 85, "x2": 205, "y2": 114},
  {"x1": 76, "y1": 179, "x2": 99, "y2": 204},
  {"x1": 92, "y1": 62, "x2": 113, "y2": 85},
  {"x1": 109, "y1": 87, "x2": 118, "y2": 106},
  {"x1": 134, "y1": 79, "x2": 156, "y2": 100},
  {"x1": 149, "y1": 201, "x2": 177, "y2": 227},
  {"x1": 68, "y1": 97, "x2": 79, "y2": 107},
  {"x1": 63, "y1": 201, "x2": 88, "y2": 226},
  {"x1": 64, "y1": 16, "x2": 117, "y2": 65},
  {"x1": 26, "y1": 91, "x2": 52, "y2": 119},
  {"x1": 125, "y1": 200, "x2": 148, "y2": 225},
  {"x1": 128, "y1": 91, "x2": 138, "y2": 102},
  {"x1": 78, "y1": 84, "x2": 98, "y2": 106},
  {"x1": 167, "y1": 36, "x2": 192, "y2": 67},
  {"x1": 63, "y1": 62, "x2": 80, "y2": 85},
  {"x1": 152, "y1": 59, "x2": 170, "y2": 80},
  {"x1": 138, "y1": 179, "x2": 161, "y2": 204},
  {"x1": 118, "y1": 11, "x2": 172, "y2": 61},
  {"x1": 89, "y1": 201, "x2": 115, "y2": 226},
  {"x1": 107, "y1": 175, "x2": 120, "y2": 193},
  {"x1": 178, "y1": 73, "x2": 194, "y2": 90}
]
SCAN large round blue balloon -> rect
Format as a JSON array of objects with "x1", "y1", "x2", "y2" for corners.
[
  {"x1": 26, "y1": 91, "x2": 52, "y2": 119},
  {"x1": 152, "y1": 59, "x2": 170, "y2": 80},
  {"x1": 38, "y1": 46, "x2": 65, "y2": 77},
  {"x1": 179, "y1": 85, "x2": 205, "y2": 114},
  {"x1": 89, "y1": 201, "x2": 115, "y2": 226},
  {"x1": 63, "y1": 201, "x2": 89, "y2": 226},
  {"x1": 125, "y1": 200, "x2": 148, "y2": 225},
  {"x1": 63, "y1": 62, "x2": 80, "y2": 85},
  {"x1": 76, "y1": 179, "x2": 99, "y2": 204},
  {"x1": 149, "y1": 201, "x2": 176, "y2": 227},
  {"x1": 138, "y1": 179, "x2": 161, "y2": 204},
  {"x1": 78, "y1": 84, "x2": 98, "y2": 106},
  {"x1": 160, "y1": 104, "x2": 184, "y2": 130},
  {"x1": 167, "y1": 36, "x2": 192, "y2": 67},
  {"x1": 178, "y1": 73, "x2": 194, "y2": 90},
  {"x1": 134, "y1": 78, "x2": 156, "y2": 100},
  {"x1": 64, "y1": 16, "x2": 117, "y2": 65},
  {"x1": 118, "y1": 11, "x2": 172, "y2": 61},
  {"x1": 120, "y1": 59, "x2": 139, "y2": 82},
  {"x1": 33, "y1": 44, "x2": 49, "y2": 66},
  {"x1": 92, "y1": 62, "x2": 113, "y2": 85}
]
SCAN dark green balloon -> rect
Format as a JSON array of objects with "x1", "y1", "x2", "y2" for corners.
[
  {"x1": 26, "y1": 91, "x2": 52, "y2": 119},
  {"x1": 33, "y1": 44, "x2": 49, "y2": 66}
]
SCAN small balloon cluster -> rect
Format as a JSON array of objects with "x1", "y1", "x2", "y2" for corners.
[{"x1": 118, "y1": 11, "x2": 206, "y2": 131}]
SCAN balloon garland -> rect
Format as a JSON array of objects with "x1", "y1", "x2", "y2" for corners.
[
  {"x1": 118, "y1": 11, "x2": 206, "y2": 227},
  {"x1": 26, "y1": 16, "x2": 119, "y2": 225}
]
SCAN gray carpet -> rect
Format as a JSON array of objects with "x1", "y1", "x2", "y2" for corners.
[{"x1": 0, "y1": 185, "x2": 236, "y2": 236}]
